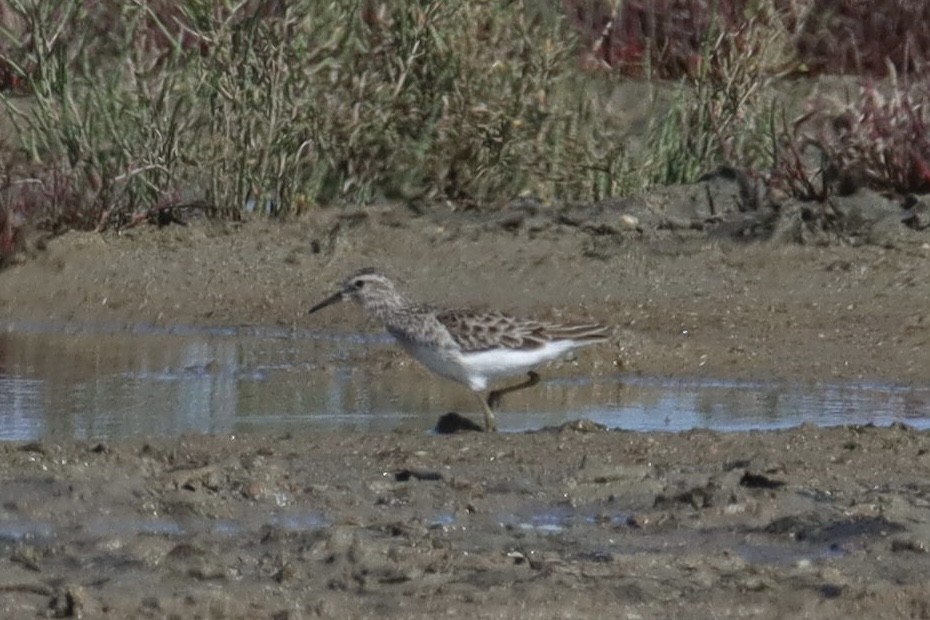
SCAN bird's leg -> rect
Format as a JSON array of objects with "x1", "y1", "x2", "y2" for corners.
[
  {"x1": 473, "y1": 392, "x2": 498, "y2": 432},
  {"x1": 473, "y1": 372, "x2": 541, "y2": 432},
  {"x1": 487, "y1": 371, "x2": 541, "y2": 410}
]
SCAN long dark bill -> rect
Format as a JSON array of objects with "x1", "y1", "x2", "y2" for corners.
[{"x1": 307, "y1": 290, "x2": 345, "y2": 315}]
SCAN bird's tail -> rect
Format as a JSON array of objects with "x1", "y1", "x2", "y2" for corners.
[{"x1": 547, "y1": 322, "x2": 610, "y2": 343}]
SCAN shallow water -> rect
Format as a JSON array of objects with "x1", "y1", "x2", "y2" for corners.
[
  {"x1": 0, "y1": 502, "x2": 848, "y2": 569},
  {"x1": 1, "y1": 321, "x2": 929, "y2": 441}
]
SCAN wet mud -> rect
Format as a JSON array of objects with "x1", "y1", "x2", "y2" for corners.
[
  {"x1": 1, "y1": 184, "x2": 930, "y2": 617},
  {"x1": 2, "y1": 425, "x2": 930, "y2": 618}
]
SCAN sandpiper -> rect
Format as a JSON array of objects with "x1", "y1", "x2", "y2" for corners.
[{"x1": 307, "y1": 268, "x2": 609, "y2": 431}]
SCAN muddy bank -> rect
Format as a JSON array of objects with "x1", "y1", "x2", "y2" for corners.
[
  {"x1": 2, "y1": 182, "x2": 930, "y2": 384},
  {"x1": 2, "y1": 181, "x2": 930, "y2": 617},
  {"x1": 2, "y1": 425, "x2": 930, "y2": 619}
]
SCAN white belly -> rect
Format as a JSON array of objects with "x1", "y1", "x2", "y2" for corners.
[{"x1": 398, "y1": 339, "x2": 584, "y2": 392}]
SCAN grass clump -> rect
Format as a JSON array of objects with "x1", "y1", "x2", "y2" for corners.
[
  {"x1": 1, "y1": 0, "x2": 929, "y2": 256},
  {"x1": 1, "y1": 0, "x2": 209, "y2": 230},
  {"x1": 640, "y1": 4, "x2": 793, "y2": 187},
  {"x1": 565, "y1": 0, "x2": 930, "y2": 201},
  {"x1": 0, "y1": 0, "x2": 629, "y2": 233}
]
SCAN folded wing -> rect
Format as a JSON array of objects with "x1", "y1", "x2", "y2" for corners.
[{"x1": 435, "y1": 309, "x2": 609, "y2": 353}]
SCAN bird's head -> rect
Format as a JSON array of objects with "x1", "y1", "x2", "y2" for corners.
[{"x1": 307, "y1": 268, "x2": 405, "y2": 315}]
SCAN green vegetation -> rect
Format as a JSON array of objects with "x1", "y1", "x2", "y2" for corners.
[
  {"x1": 0, "y1": 0, "x2": 631, "y2": 230},
  {"x1": 640, "y1": 7, "x2": 793, "y2": 187},
  {"x1": 0, "y1": 0, "x2": 927, "y2": 247}
]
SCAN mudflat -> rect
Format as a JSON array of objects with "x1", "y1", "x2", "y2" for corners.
[{"x1": 1, "y1": 199, "x2": 930, "y2": 618}]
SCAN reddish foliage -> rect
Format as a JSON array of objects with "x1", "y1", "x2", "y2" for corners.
[
  {"x1": 792, "y1": 0, "x2": 929, "y2": 77},
  {"x1": 564, "y1": 0, "x2": 746, "y2": 78},
  {"x1": 771, "y1": 80, "x2": 930, "y2": 199},
  {"x1": 563, "y1": 0, "x2": 928, "y2": 78},
  {"x1": 0, "y1": 59, "x2": 21, "y2": 92}
]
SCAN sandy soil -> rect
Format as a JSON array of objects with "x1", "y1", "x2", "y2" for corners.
[{"x1": 2, "y1": 189, "x2": 930, "y2": 618}]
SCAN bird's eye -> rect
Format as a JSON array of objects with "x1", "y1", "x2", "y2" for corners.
[{"x1": 353, "y1": 279, "x2": 365, "y2": 289}]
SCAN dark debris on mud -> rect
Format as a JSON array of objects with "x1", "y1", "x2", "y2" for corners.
[
  {"x1": 1, "y1": 425, "x2": 930, "y2": 618},
  {"x1": 488, "y1": 167, "x2": 930, "y2": 251}
]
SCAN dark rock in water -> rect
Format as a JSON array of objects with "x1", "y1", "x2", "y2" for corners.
[
  {"x1": 394, "y1": 469, "x2": 443, "y2": 482},
  {"x1": 434, "y1": 412, "x2": 484, "y2": 434},
  {"x1": 739, "y1": 471, "x2": 786, "y2": 490},
  {"x1": 819, "y1": 584, "x2": 844, "y2": 599},
  {"x1": 765, "y1": 514, "x2": 905, "y2": 543}
]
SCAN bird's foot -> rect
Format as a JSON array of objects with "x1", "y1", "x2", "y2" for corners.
[{"x1": 487, "y1": 371, "x2": 540, "y2": 410}]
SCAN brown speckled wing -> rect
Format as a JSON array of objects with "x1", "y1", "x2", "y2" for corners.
[{"x1": 435, "y1": 309, "x2": 608, "y2": 353}]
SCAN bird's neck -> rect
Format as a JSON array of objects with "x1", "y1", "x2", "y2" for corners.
[{"x1": 362, "y1": 294, "x2": 412, "y2": 325}]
